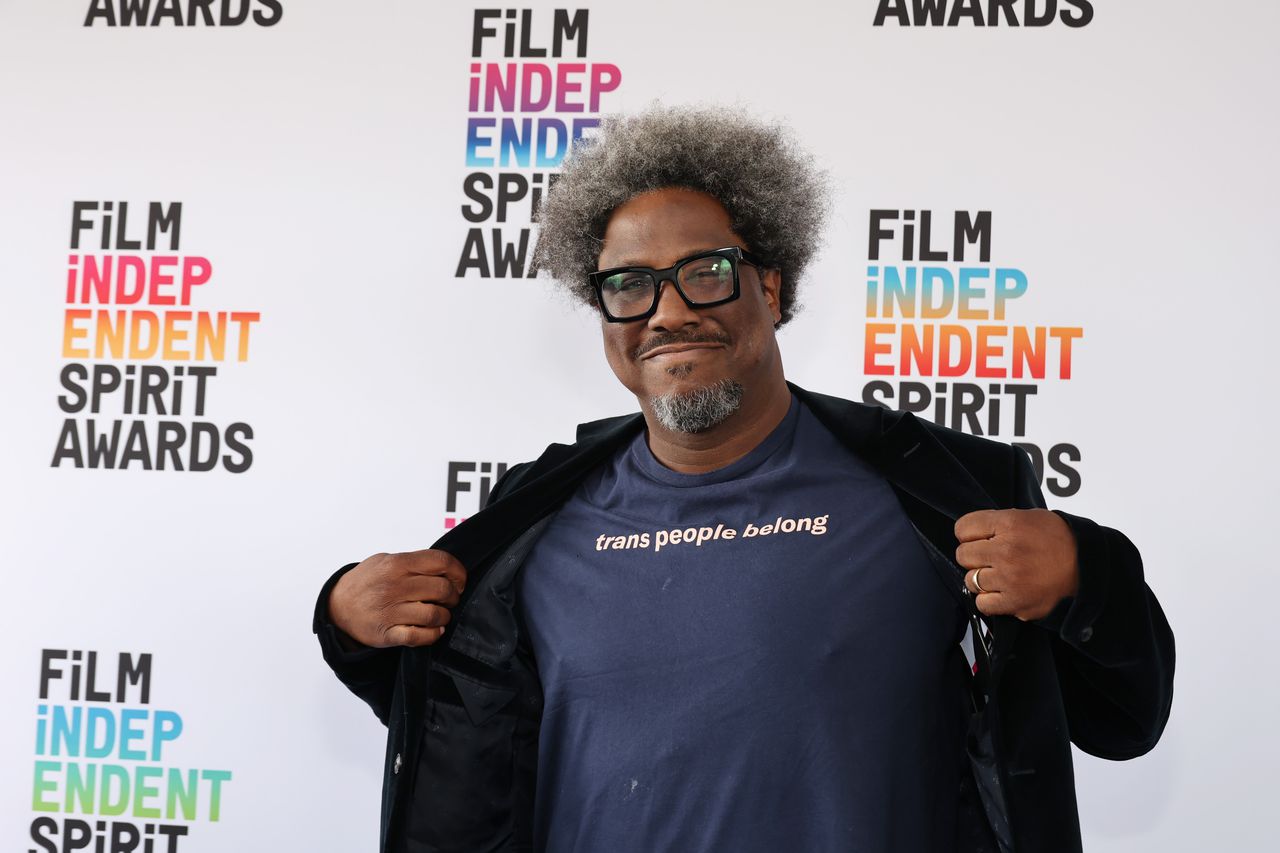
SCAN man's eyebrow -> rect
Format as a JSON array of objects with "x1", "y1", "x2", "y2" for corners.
[{"x1": 605, "y1": 247, "x2": 730, "y2": 268}]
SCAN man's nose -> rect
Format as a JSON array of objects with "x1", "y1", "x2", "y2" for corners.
[{"x1": 647, "y1": 277, "x2": 700, "y2": 330}]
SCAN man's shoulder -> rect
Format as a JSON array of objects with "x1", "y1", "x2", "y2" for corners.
[
  {"x1": 575, "y1": 412, "x2": 645, "y2": 444},
  {"x1": 792, "y1": 384, "x2": 1028, "y2": 504},
  {"x1": 486, "y1": 411, "x2": 645, "y2": 505},
  {"x1": 910, "y1": 409, "x2": 1025, "y2": 469},
  {"x1": 793, "y1": 384, "x2": 1021, "y2": 464}
]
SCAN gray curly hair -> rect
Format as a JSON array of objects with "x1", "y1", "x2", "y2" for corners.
[{"x1": 533, "y1": 104, "x2": 829, "y2": 327}]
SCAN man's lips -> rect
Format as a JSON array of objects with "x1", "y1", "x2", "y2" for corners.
[
  {"x1": 639, "y1": 342, "x2": 725, "y2": 360},
  {"x1": 633, "y1": 333, "x2": 731, "y2": 360}
]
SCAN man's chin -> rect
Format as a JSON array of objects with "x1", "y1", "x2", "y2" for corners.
[
  {"x1": 660, "y1": 361, "x2": 698, "y2": 380},
  {"x1": 648, "y1": 378, "x2": 745, "y2": 434},
  {"x1": 645, "y1": 362, "x2": 725, "y2": 398}
]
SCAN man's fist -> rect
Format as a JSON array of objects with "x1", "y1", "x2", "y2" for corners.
[
  {"x1": 955, "y1": 509, "x2": 1079, "y2": 622},
  {"x1": 328, "y1": 550, "x2": 467, "y2": 648}
]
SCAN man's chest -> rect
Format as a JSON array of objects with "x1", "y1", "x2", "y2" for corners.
[
  {"x1": 512, "y1": 470, "x2": 972, "y2": 852},
  {"x1": 517, "y1": 470, "x2": 966, "y2": 698}
]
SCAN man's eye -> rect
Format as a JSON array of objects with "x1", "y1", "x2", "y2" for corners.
[
  {"x1": 606, "y1": 274, "x2": 650, "y2": 293},
  {"x1": 687, "y1": 260, "x2": 730, "y2": 280}
]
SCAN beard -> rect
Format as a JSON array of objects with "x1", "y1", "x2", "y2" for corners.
[{"x1": 649, "y1": 377, "x2": 744, "y2": 434}]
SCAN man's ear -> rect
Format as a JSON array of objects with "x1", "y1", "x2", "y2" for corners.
[{"x1": 760, "y1": 268, "x2": 783, "y2": 326}]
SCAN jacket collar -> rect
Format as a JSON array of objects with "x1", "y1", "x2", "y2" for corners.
[
  {"x1": 432, "y1": 412, "x2": 644, "y2": 573},
  {"x1": 791, "y1": 383, "x2": 997, "y2": 519}
]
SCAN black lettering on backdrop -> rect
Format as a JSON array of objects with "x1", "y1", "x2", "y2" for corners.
[
  {"x1": 948, "y1": 0, "x2": 984, "y2": 27},
  {"x1": 869, "y1": 209, "x2": 992, "y2": 263},
  {"x1": 70, "y1": 200, "x2": 181, "y2": 250},
  {"x1": 460, "y1": 172, "x2": 553, "y2": 224},
  {"x1": 83, "y1": 0, "x2": 282, "y2": 27},
  {"x1": 447, "y1": 460, "x2": 509, "y2": 512},
  {"x1": 1059, "y1": 0, "x2": 1093, "y2": 27},
  {"x1": 872, "y1": 0, "x2": 1093, "y2": 27},
  {"x1": 471, "y1": 8, "x2": 589, "y2": 58},
  {"x1": 988, "y1": 0, "x2": 1018, "y2": 26},
  {"x1": 49, "y1": 418, "x2": 252, "y2": 472},
  {"x1": 57, "y1": 364, "x2": 214, "y2": 417},
  {"x1": 860, "y1": 381, "x2": 1037, "y2": 436},
  {"x1": 39, "y1": 649, "x2": 152, "y2": 702},
  {"x1": 30, "y1": 819, "x2": 189, "y2": 853},
  {"x1": 455, "y1": 228, "x2": 535, "y2": 278}
]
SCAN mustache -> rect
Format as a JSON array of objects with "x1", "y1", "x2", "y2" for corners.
[{"x1": 633, "y1": 331, "x2": 732, "y2": 360}]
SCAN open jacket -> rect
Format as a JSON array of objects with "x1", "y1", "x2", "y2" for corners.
[{"x1": 313, "y1": 384, "x2": 1175, "y2": 853}]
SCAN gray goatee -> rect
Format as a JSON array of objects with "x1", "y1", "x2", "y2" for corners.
[{"x1": 650, "y1": 379, "x2": 744, "y2": 434}]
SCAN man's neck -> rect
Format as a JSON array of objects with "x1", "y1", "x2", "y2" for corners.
[{"x1": 643, "y1": 379, "x2": 793, "y2": 474}]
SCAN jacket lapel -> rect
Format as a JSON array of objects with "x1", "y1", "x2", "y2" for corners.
[
  {"x1": 399, "y1": 414, "x2": 647, "y2": 763},
  {"x1": 792, "y1": 383, "x2": 997, "y2": 517},
  {"x1": 432, "y1": 412, "x2": 646, "y2": 595}
]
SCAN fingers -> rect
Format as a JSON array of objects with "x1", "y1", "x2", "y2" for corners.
[
  {"x1": 966, "y1": 568, "x2": 1015, "y2": 617},
  {"x1": 953, "y1": 508, "x2": 1078, "y2": 622},
  {"x1": 385, "y1": 601, "x2": 453, "y2": 630},
  {"x1": 333, "y1": 549, "x2": 470, "y2": 649},
  {"x1": 973, "y1": 591, "x2": 1014, "y2": 617},
  {"x1": 403, "y1": 574, "x2": 461, "y2": 608},
  {"x1": 404, "y1": 550, "x2": 467, "y2": 595},
  {"x1": 954, "y1": 509, "x2": 1004, "y2": 543},
  {"x1": 963, "y1": 567, "x2": 1006, "y2": 614},
  {"x1": 955, "y1": 537, "x2": 1001, "y2": 569},
  {"x1": 385, "y1": 624, "x2": 448, "y2": 647},
  {"x1": 966, "y1": 569, "x2": 1043, "y2": 620},
  {"x1": 382, "y1": 602, "x2": 453, "y2": 648},
  {"x1": 974, "y1": 590, "x2": 1046, "y2": 621}
]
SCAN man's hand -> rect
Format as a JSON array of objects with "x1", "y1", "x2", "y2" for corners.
[
  {"x1": 955, "y1": 509, "x2": 1079, "y2": 621},
  {"x1": 328, "y1": 550, "x2": 467, "y2": 648}
]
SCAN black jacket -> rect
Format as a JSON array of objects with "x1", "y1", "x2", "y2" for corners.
[{"x1": 313, "y1": 384, "x2": 1175, "y2": 853}]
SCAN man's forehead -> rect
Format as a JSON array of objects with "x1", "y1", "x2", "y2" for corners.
[
  {"x1": 605, "y1": 245, "x2": 735, "y2": 269},
  {"x1": 616, "y1": 185, "x2": 727, "y2": 209},
  {"x1": 598, "y1": 188, "x2": 742, "y2": 268}
]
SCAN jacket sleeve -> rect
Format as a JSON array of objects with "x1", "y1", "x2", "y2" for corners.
[
  {"x1": 312, "y1": 562, "x2": 401, "y2": 726},
  {"x1": 1013, "y1": 448, "x2": 1176, "y2": 760},
  {"x1": 311, "y1": 462, "x2": 532, "y2": 726}
]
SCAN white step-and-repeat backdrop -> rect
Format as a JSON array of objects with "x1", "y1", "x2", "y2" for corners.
[{"x1": 2, "y1": 1, "x2": 1276, "y2": 850}]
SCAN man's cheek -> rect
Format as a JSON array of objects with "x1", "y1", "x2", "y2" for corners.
[{"x1": 601, "y1": 337, "x2": 641, "y2": 392}]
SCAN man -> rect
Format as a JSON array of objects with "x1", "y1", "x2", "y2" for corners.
[{"x1": 314, "y1": 106, "x2": 1174, "y2": 853}]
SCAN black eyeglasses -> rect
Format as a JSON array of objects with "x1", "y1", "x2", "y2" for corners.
[{"x1": 588, "y1": 247, "x2": 764, "y2": 323}]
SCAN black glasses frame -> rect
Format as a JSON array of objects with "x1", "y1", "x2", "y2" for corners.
[{"x1": 588, "y1": 246, "x2": 765, "y2": 323}]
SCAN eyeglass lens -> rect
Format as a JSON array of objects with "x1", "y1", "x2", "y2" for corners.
[{"x1": 599, "y1": 255, "x2": 735, "y2": 319}]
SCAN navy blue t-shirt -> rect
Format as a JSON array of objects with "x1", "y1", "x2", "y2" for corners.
[{"x1": 517, "y1": 397, "x2": 970, "y2": 852}]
